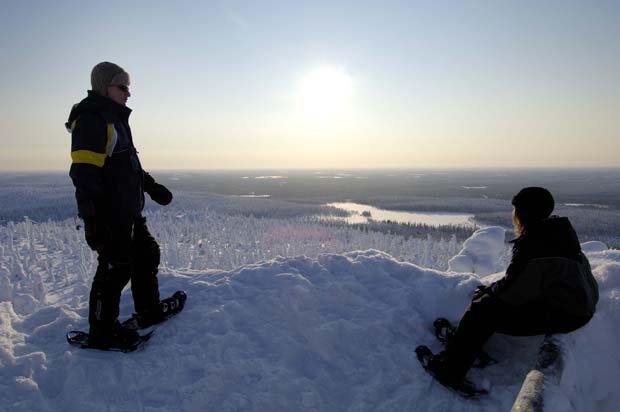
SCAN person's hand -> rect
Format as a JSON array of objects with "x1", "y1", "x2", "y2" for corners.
[
  {"x1": 472, "y1": 285, "x2": 489, "y2": 300},
  {"x1": 147, "y1": 182, "x2": 173, "y2": 205},
  {"x1": 84, "y1": 218, "x2": 104, "y2": 251},
  {"x1": 144, "y1": 173, "x2": 173, "y2": 206}
]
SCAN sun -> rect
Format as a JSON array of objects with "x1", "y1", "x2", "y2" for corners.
[{"x1": 296, "y1": 65, "x2": 353, "y2": 121}]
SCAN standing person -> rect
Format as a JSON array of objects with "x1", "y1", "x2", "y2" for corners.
[
  {"x1": 417, "y1": 187, "x2": 599, "y2": 393},
  {"x1": 66, "y1": 62, "x2": 184, "y2": 350}
]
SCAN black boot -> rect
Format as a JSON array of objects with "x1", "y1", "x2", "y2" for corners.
[
  {"x1": 415, "y1": 346, "x2": 488, "y2": 397},
  {"x1": 88, "y1": 320, "x2": 142, "y2": 350}
]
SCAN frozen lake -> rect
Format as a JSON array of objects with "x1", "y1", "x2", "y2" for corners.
[{"x1": 326, "y1": 202, "x2": 477, "y2": 227}]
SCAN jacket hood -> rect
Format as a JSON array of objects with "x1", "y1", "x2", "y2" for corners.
[
  {"x1": 515, "y1": 216, "x2": 582, "y2": 256},
  {"x1": 66, "y1": 91, "x2": 132, "y2": 129}
]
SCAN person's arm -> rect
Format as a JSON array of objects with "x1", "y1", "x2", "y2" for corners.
[
  {"x1": 143, "y1": 171, "x2": 173, "y2": 205},
  {"x1": 69, "y1": 113, "x2": 109, "y2": 251},
  {"x1": 489, "y1": 239, "x2": 530, "y2": 296},
  {"x1": 69, "y1": 113, "x2": 108, "y2": 219}
]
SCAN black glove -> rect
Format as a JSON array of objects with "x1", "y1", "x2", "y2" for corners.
[
  {"x1": 472, "y1": 284, "x2": 490, "y2": 300},
  {"x1": 84, "y1": 218, "x2": 105, "y2": 251},
  {"x1": 144, "y1": 172, "x2": 173, "y2": 206}
]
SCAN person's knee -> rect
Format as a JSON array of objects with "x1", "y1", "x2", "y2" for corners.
[
  {"x1": 147, "y1": 244, "x2": 160, "y2": 269},
  {"x1": 133, "y1": 225, "x2": 160, "y2": 269},
  {"x1": 136, "y1": 243, "x2": 160, "y2": 272},
  {"x1": 462, "y1": 293, "x2": 504, "y2": 326},
  {"x1": 93, "y1": 256, "x2": 132, "y2": 289}
]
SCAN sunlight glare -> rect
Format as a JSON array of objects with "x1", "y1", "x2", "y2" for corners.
[{"x1": 296, "y1": 65, "x2": 353, "y2": 121}]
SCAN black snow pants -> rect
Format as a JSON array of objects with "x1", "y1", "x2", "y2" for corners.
[
  {"x1": 88, "y1": 216, "x2": 161, "y2": 334},
  {"x1": 442, "y1": 292, "x2": 592, "y2": 380}
]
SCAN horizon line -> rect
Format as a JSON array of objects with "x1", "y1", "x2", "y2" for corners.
[{"x1": 2, "y1": 166, "x2": 620, "y2": 174}]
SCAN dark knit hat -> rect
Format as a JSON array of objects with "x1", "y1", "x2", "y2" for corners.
[
  {"x1": 511, "y1": 187, "x2": 555, "y2": 225},
  {"x1": 91, "y1": 62, "x2": 130, "y2": 95}
]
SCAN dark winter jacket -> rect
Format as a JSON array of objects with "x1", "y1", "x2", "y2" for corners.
[
  {"x1": 67, "y1": 91, "x2": 153, "y2": 225},
  {"x1": 490, "y1": 216, "x2": 598, "y2": 318}
]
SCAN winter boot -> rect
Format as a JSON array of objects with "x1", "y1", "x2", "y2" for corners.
[
  {"x1": 415, "y1": 345, "x2": 488, "y2": 398},
  {"x1": 433, "y1": 317, "x2": 497, "y2": 369},
  {"x1": 123, "y1": 291, "x2": 187, "y2": 330},
  {"x1": 88, "y1": 320, "x2": 142, "y2": 351}
]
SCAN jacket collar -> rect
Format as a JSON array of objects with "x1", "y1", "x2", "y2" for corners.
[
  {"x1": 508, "y1": 215, "x2": 567, "y2": 244},
  {"x1": 86, "y1": 90, "x2": 132, "y2": 121}
]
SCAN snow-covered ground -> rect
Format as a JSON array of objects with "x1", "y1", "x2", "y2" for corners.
[{"x1": 1, "y1": 214, "x2": 618, "y2": 411}]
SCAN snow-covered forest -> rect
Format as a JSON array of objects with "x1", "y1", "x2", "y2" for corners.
[{"x1": 0, "y1": 208, "x2": 484, "y2": 309}]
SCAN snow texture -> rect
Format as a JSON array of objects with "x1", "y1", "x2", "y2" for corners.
[{"x1": 0, "y1": 218, "x2": 618, "y2": 411}]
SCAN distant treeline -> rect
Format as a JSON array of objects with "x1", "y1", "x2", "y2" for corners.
[
  {"x1": 0, "y1": 195, "x2": 76, "y2": 224},
  {"x1": 324, "y1": 219, "x2": 476, "y2": 242}
]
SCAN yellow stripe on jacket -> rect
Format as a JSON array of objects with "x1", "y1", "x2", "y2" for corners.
[
  {"x1": 70, "y1": 123, "x2": 116, "y2": 167},
  {"x1": 71, "y1": 150, "x2": 107, "y2": 167}
]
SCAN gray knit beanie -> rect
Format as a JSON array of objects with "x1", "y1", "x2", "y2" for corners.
[{"x1": 91, "y1": 62, "x2": 130, "y2": 95}]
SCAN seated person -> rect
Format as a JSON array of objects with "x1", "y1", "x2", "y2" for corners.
[{"x1": 421, "y1": 187, "x2": 599, "y2": 390}]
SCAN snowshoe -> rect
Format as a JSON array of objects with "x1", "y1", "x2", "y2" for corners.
[
  {"x1": 67, "y1": 329, "x2": 152, "y2": 353},
  {"x1": 433, "y1": 317, "x2": 497, "y2": 369},
  {"x1": 122, "y1": 290, "x2": 187, "y2": 330},
  {"x1": 415, "y1": 345, "x2": 488, "y2": 399}
]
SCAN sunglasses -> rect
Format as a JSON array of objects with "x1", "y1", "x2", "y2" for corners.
[{"x1": 114, "y1": 85, "x2": 130, "y2": 93}]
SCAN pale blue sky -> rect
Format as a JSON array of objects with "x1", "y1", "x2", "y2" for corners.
[{"x1": 1, "y1": 0, "x2": 618, "y2": 170}]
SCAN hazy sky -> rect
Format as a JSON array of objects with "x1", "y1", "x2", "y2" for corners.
[{"x1": 1, "y1": 0, "x2": 618, "y2": 171}]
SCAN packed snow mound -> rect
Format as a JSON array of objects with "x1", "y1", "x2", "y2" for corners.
[
  {"x1": 448, "y1": 226, "x2": 507, "y2": 276},
  {"x1": 1, "y1": 250, "x2": 531, "y2": 412},
  {"x1": 1, "y1": 245, "x2": 618, "y2": 411}
]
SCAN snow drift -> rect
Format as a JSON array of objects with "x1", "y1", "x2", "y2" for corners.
[{"x1": 1, "y1": 227, "x2": 619, "y2": 411}]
